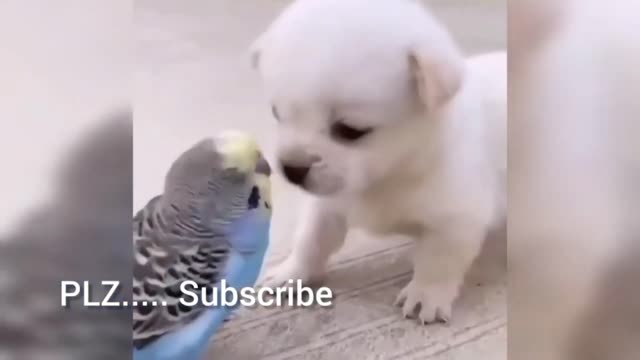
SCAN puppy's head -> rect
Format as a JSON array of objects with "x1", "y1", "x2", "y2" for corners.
[{"x1": 251, "y1": 0, "x2": 464, "y2": 196}]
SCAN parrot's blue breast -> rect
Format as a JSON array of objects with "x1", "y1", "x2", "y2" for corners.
[{"x1": 133, "y1": 211, "x2": 270, "y2": 360}]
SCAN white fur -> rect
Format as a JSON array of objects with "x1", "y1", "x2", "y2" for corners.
[{"x1": 252, "y1": 0, "x2": 506, "y2": 323}]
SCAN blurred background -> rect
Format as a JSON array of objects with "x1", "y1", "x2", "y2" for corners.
[
  {"x1": 0, "y1": 1, "x2": 132, "y2": 359},
  {"x1": 0, "y1": 0, "x2": 130, "y2": 235},
  {"x1": 509, "y1": 0, "x2": 640, "y2": 359}
]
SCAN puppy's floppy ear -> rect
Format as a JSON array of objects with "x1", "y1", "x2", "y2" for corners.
[{"x1": 408, "y1": 42, "x2": 465, "y2": 112}]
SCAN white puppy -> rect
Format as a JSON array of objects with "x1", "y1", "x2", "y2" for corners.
[{"x1": 251, "y1": 0, "x2": 506, "y2": 324}]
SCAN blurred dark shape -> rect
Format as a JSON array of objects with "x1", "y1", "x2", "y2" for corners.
[
  {"x1": 569, "y1": 238, "x2": 640, "y2": 360},
  {"x1": 0, "y1": 108, "x2": 133, "y2": 359}
]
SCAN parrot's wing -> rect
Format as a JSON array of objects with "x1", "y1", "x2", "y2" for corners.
[{"x1": 132, "y1": 196, "x2": 231, "y2": 350}]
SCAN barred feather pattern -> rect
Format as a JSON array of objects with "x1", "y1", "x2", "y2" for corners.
[{"x1": 132, "y1": 168, "x2": 252, "y2": 350}]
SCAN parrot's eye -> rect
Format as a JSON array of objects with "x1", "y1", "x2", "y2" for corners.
[
  {"x1": 248, "y1": 186, "x2": 260, "y2": 209},
  {"x1": 330, "y1": 121, "x2": 373, "y2": 143}
]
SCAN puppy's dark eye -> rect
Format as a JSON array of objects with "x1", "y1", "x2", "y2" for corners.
[
  {"x1": 271, "y1": 105, "x2": 280, "y2": 121},
  {"x1": 330, "y1": 121, "x2": 373, "y2": 142}
]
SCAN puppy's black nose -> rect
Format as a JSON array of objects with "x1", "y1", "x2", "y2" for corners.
[{"x1": 281, "y1": 163, "x2": 311, "y2": 185}]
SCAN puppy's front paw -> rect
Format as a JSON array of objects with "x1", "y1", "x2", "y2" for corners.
[
  {"x1": 259, "y1": 256, "x2": 326, "y2": 290},
  {"x1": 394, "y1": 279, "x2": 458, "y2": 325}
]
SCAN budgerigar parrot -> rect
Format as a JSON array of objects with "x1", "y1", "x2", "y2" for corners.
[{"x1": 132, "y1": 132, "x2": 272, "y2": 360}]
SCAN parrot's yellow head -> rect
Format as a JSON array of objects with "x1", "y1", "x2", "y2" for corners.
[{"x1": 215, "y1": 130, "x2": 272, "y2": 211}]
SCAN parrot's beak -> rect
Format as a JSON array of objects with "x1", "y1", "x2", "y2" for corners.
[{"x1": 255, "y1": 153, "x2": 272, "y2": 177}]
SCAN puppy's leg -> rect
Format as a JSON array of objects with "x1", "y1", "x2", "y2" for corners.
[
  {"x1": 261, "y1": 197, "x2": 347, "y2": 288},
  {"x1": 395, "y1": 221, "x2": 486, "y2": 324}
]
